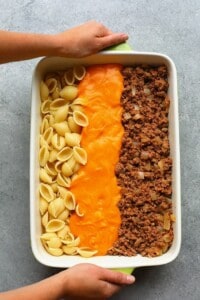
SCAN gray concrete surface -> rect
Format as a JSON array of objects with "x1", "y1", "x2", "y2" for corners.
[{"x1": 0, "y1": 0, "x2": 199, "y2": 299}]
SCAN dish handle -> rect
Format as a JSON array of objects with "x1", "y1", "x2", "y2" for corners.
[
  {"x1": 111, "y1": 267, "x2": 135, "y2": 275},
  {"x1": 105, "y1": 41, "x2": 133, "y2": 51}
]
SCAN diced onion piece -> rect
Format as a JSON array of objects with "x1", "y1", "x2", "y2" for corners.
[
  {"x1": 158, "y1": 160, "x2": 164, "y2": 172},
  {"x1": 163, "y1": 212, "x2": 171, "y2": 230},
  {"x1": 124, "y1": 112, "x2": 131, "y2": 120},
  {"x1": 133, "y1": 113, "x2": 142, "y2": 120},
  {"x1": 141, "y1": 151, "x2": 149, "y2": 160},
  {"x1": 132, "y1": 86, "x2": 136, "y2": 96},
  {"x1": 144, "y1": 87, "x2": 151, "y2": 95},
  {"x1": 138, "y1": 171, "x2": 144, "y2": 179}
]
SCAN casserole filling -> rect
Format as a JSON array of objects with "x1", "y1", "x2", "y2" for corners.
[{"x1": 38, "y1": 64, "x2": 174, "y2": 257}]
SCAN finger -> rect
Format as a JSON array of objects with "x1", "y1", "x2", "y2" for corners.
[
  {"x1": 97, "y1": 24, "x2": 114, "y2": 36},
  {"x1": 98, "y1": 280, "x2": 124, "y2": 299},
  {"x1": 97, "y1": 33, "x2": 129, "y2": 49},
  {"x1": 100, "y1": 269, "x2": 135, "y2": 285}
]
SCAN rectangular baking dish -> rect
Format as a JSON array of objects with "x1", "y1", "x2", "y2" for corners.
[{"x1": 30, "y1": 51, "x2": 181, "y2": 268}]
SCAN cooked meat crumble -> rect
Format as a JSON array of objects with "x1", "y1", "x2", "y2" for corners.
[{"x1": 108, "y1": 65, "x2": 174, "y2": 257}]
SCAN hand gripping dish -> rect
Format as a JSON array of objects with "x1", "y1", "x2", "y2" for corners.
[{"x1": 30, "y1": 51, "x2": 181, "y2": 269}]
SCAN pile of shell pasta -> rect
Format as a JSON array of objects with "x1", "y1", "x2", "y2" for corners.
[{"x1": 39, "y1": 65, "x2": 97, "y2": 257}]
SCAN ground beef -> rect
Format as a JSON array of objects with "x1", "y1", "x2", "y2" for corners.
[{"x1": 108, "y1": 65, "x2": 174, "y2": 257}]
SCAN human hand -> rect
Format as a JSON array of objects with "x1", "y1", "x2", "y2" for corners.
[
  {"x1": 53, "y1": 20, "x2": 129, "y2": 58},
  {"x1": 56, "y1": 263, "x2": 135, "y2": 300}
]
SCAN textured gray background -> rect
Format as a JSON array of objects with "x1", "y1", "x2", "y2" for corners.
[{"x1": 0, "y1": 0, "x2": 199, "y2": 299}]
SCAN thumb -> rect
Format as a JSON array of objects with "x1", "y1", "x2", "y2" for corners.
[
  {"x1": 101, "y1": 269, "x2": 135, "y2": 285},
  {"x1": 97, "y1": 33, "x2": 129, "y2": 49}
]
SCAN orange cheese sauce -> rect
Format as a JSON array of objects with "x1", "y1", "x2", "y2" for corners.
[{"x1": 69, "y1": 65, "x2": 124, "y2": 255}]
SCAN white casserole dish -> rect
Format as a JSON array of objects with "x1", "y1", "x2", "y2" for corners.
[{"x1": 30, "y1": 51, "x2": 181, "y2": 268}]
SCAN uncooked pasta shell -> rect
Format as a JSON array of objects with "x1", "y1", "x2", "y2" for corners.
[
  {"x1": 50, "y1": 98, "x2": 68, "y2": 110},
  {"x1": 43, "y1": 127, "x2": 53, "y2": 144},
  {"x1": 40, "y1": 81, "x2": 49, "y2": 101},
  {"x1": 57, "y1": 186, "x2": 68, "y2": 198},
  {"x1": 39, "y1": 145, "x2": 49, "y2": 167},
  {"x1": 44, "y1": 161, "x2": 57, "y2": 176},
  {"x1": 41, "y1": 100, "x2": 51, "y2": 114},
  {"x1": 57, "y1": 209, "x2": 70, "y2": 221},
  {"x1": 60, "y1": 86, "x2": 78, "y2": 101},
  {"x1": 55, "y1": 161, "x2": 63, "y2": 173},
  {"x1": 62, "y1": 236, "x2": 80, "y2": 247},
  {"x1": 57, "y1": 147, "x2": 73, "y2": 162},
  {"x1": 67, "y1": 157, "x2": 76, "y2": 170},
  {"x1": 46, "y1": 237, "x2": 62, "y2": 248},
  {"x1": 75, "y1": 204, "x2": 84, "y2": 217},
  {"x1": 45, "y1": 114, "x2": 55, "y2": 126},
  {"x1": 65, "y1": 132, "x2": 81, "y2": 147},
  {"x1": 42, "y1": 211, "x2": 49, "y2": 227},
  {"x1": 40, "y1": 232, "x2": 57, "y2": 241},
  {"x1": 39, "y1": 168, "x2": 53, "y2": 184},
  {"x1": 77, "y1": 248, "x2": 98, "y2": 258},
  {"x1": 51, "y1": 182, "x2": 58, "y2": 193},
  {"x1": 73, "y1": 111, "x2": 89, "y2": 127},
  {"x1": 46, "y1": 246, "x2": 63, "y2": 256},
  {"x1": 67, "y1": 116, "x2": 81, "y2": 133},
  {"x1": 40, "y1": 135, "x2": 49, "y2": 149},
  {"x1": 63, "y1": 191, "x2": 76, "y2": 210},
  {"x1": 40, "y1": 118, "x2": 49, "y2": 134},
  {"x1": 64, "y1": 69, "x2": 75, "y2": 85},
  {"x1": 48, "y1": 197, "x2": 65, "y2": 218},
  {"x1": 39, "y1": 197, "x2": 48, "y2": 216},
  {"x1": 39, "y1": 183, "x2": 55, "y2": 202},
  {"x1": 73, "y1": 65, "x2": 86, "y2": 81},
  {"x1": 57, "y1": 225, "x2": 70, "y2": 239},
  {"x1": 61, "y1": 162, "x2": 73, "y2": 177},
  {"x1": 53, "y1": 105, "x2": 69, "y2": 123},
  {"x1": 51, "y1": 134, "x2": 66, "y2": 150},
  {"x1": 52, "y1": 87, "x2": 61, "y2": 100},
  {"x1": 72, "y1": 97, "x2": 87, "y2": 106},
  {"x1": 46, "y1": 219, "x2": 65, "y2": 232},
  {"x1": 70, "y1": 104, "x2": 84, "y2": 113},
  {"x1": 56, "y1": 173, "x2": 71, "y2": 188},
  {"x1": 53, "y1": 121, "x2": 70, "y2": 136},
  {"x1": 45, "y1": 78, "x2": 57, "y2": 93},
  {"x1": 61, "y1": 232, "x2": 75, "y2": 244},
  {"x1": 49, "y1": 149, "x2": 58, "y2": 163},
  {"x1": 62, "y1": 246, "x2": 78, "y2": 255},
  {"x1": 73, "y1": 146, "x2": 87, "y2": 165}
]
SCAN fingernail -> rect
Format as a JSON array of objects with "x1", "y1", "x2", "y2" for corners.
[
  {"x1": 121, "y1": 33, "x2": 129, "y2": 39},
  {"x1": 126, "y1": 275, "x2": 135, "y2": 284}
]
